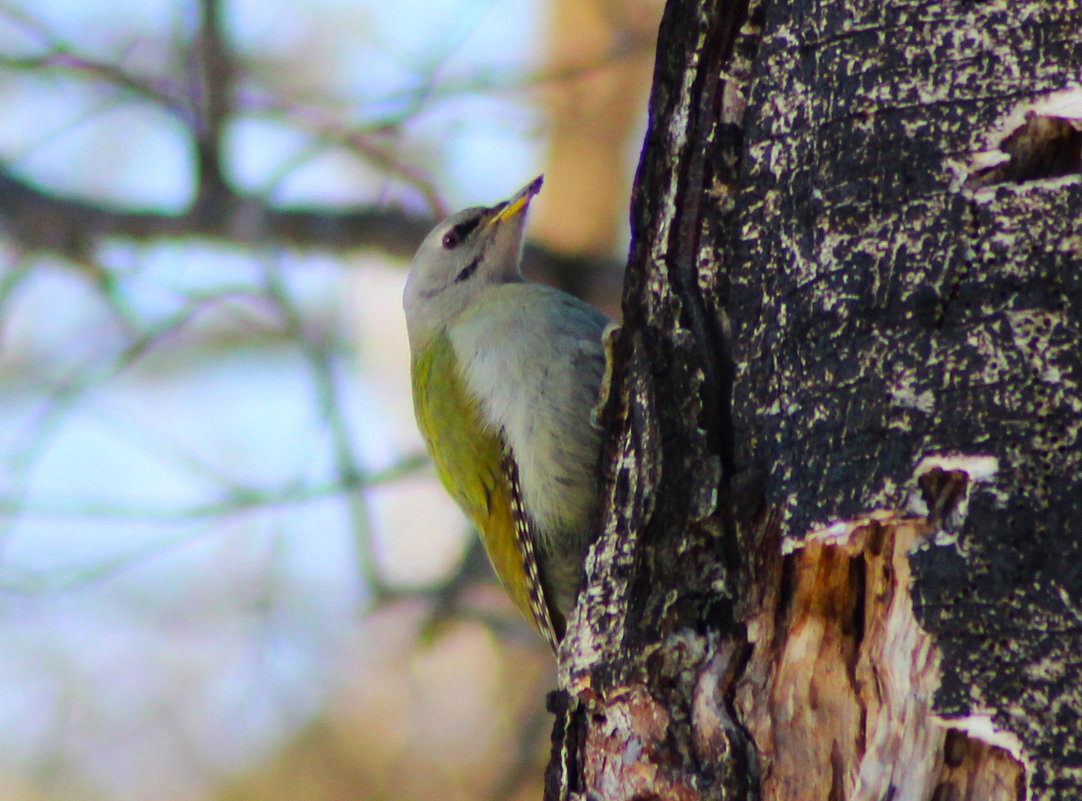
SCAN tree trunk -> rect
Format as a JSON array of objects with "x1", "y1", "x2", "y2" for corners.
[{"x1": 548, "y1": 1, "x2": 1082, "y2": 800}]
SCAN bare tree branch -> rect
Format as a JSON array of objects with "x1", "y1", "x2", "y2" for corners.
[
  {"x1": 190, "y1": 0, "x2": 232, "y2": 202},
  {"x1": 0, "y1": 167, "x2": 623, "y2": 297}
]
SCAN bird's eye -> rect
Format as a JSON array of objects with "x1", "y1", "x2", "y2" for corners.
[{"x1": 441, "y1": 215, "x2": 482, "y2": 250}]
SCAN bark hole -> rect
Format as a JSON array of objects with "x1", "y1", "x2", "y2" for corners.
[{"x1": 965, "y1": 90, "x2": 1082, "y2": 189}]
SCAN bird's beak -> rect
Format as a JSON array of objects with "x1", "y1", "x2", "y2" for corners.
[{"x1": 487, "y1": 175, "x2": 544, "y2": 227}]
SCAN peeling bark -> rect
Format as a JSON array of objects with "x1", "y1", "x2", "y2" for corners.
[
  {"x1": 551, "y1": 0, "x2": 1082, "y2": 799},
  {"x1": 738, "y1": 513, "x2": 1025, "y2": 801}
]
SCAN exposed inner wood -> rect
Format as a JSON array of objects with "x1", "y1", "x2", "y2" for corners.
[{"x1": 735, "y1": 515, "x2": 1025, "y2": 801}]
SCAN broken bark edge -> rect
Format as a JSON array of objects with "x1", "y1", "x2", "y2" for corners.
[
  {"x1": 736, "y1": 493, "x2": 1029, "y2": 800},
  {"x1": 954, "y1": 86, "x2": 1082, "y2": 190},
  {"x1": 547, "y1": 450, "x2": 1031, "y2": 800}
]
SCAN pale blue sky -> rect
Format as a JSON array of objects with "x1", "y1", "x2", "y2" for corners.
[{"x1": 0, "y1": 0, "x2": 554, "y2": 797}]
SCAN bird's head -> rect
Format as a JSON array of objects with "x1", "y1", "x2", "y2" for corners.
[{"x1": 403, "y1": 176, "x2": 543, "y2": 341}]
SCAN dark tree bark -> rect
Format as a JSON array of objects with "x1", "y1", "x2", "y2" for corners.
[{"x1": 550, "y1": 1, "x2": 1082, "y2": 800}]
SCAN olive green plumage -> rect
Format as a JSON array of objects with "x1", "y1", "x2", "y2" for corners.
[
  {"x1": 410, "y1": 328, "x2": 534, "y2": 631},
  {"x1": 403, "y1": 177, "x2": 608, "y2": 648}
]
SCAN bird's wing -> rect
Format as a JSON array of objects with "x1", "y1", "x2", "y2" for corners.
[{"x1": 412, "y1": 330, "x2": 559, "y2": 647}]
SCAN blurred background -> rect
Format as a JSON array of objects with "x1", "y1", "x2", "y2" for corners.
[{"x1": 0, "y1": 0, "x2": 659, "y2": 798}]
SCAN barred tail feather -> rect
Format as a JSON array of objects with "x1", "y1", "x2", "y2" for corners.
[{"x1": 502, "y1": 448, "x2": 561, "y2": 651}]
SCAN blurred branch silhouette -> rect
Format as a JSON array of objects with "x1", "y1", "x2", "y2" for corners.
[
  {"x1": 0, "y1": 0, "x2": 628, "y2": 286},
  {"x1": 0, "y1": 0, "x2": 632, "y2": 574}
]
